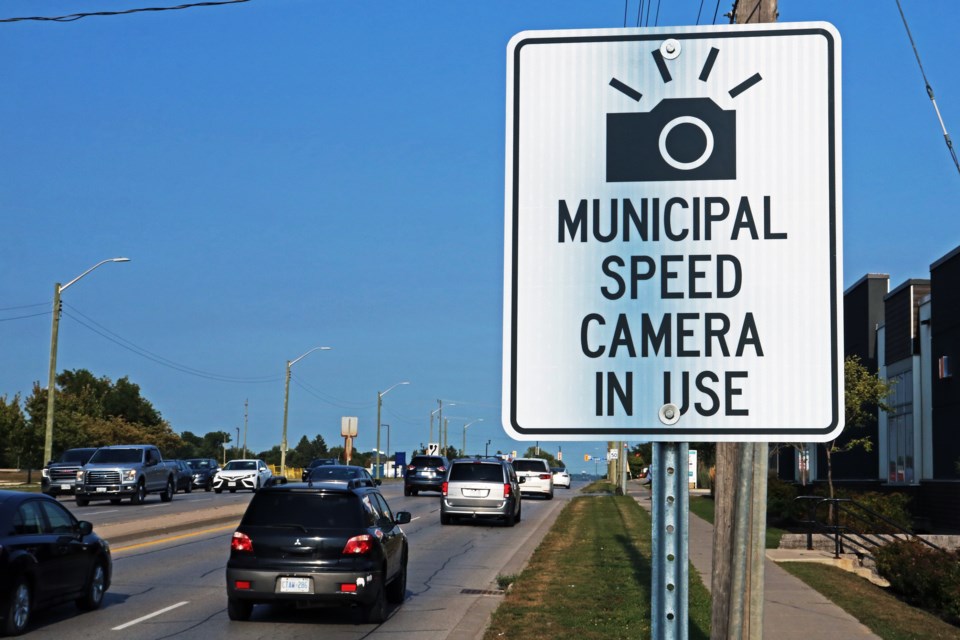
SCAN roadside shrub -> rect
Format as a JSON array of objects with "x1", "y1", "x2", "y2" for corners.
[
  {"x1": 803, "y1": 487, "x2": 914, "y2": 533},
  {"x1": 766, "y1": 475, "x2": 799, "y2": 524},
  {"x1": 875, "y1": 540, "x2": 960, "y2": 623}
]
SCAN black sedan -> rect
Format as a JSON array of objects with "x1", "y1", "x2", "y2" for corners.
[
  {"x1": 226, "y1": 482, "x2": 410, "y2": 623},
  {"x1": 0, "y1": 491, "x2": 111, "y2": 636},
  {"x1": 305, "y1": 465, "x2": 381, "y2": 487},
  {"x1": 185, "y1": 458, "x2": 219, "y2": 491},
  {"x1": 300, "y1": 458, "x2": 338, "y2": 482}
]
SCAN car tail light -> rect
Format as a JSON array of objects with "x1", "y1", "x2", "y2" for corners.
[
  {"x1": 539, "y1": 473, "x2": 552, "y2": 480},
  {"x1": 234, "y1": 580, "x2": 252, "y2": 590},
  {"x1": 340, "y1": 583, "x2": 357, "y2": 592},
  {"x1": 503, "y1": 483, "x2": 511, "y2": 498},
  {"x1": 441, "y1": 481, "x2": 448, "y2": 496},
  {"x1": 231, "y1": 531, "x2": 253, "y2": 553},
  {"x1": 342, "y1": 535, "x2": 373, "y2": 555},
  {"x1": 407, "y1": 465, "x2": 415, "y2": 471},
  {"x1": 437, "y1": 466, "x2": 446, "y2": 473}
]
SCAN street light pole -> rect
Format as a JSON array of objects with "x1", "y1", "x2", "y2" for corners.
[
  {"x1": 236, "y1": 427, "x2": 241, "y2": 458},
  {"x1": 44, "y1": 257, "x2": 130, "y2": 465},
  {"x1": 281, "y1": 346, "x2": 331, "y2": 477},
  {"x1": 376, "y1": 381, "x2": 409, "y2": 480},
  {"x1": 382, "y1": 424, "x2": 391, "y2": 475},
  {"x1": 461, "y1": 418, "x2": 483, "y2": 457}
]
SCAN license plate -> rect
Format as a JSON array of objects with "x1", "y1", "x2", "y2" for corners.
[
  {"x1": 61, "y1": 484, "x2": 71, "y2": 490},
  {"x1": 96, "y1": 487, "x2": 107, "y2": 493},
  {"x1": 463, "y1": 488, "x2": 489, "y2": 497},
  {"x1": 280, "y1": 577, "x2": 311, "y2": 593},
  {"x1": 229, "y1": 481, "x2": 237, "y2": 486}
]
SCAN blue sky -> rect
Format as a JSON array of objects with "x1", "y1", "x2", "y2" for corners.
[{"x1": 2, "y1": 1, "x2": 958, "y2": 474}]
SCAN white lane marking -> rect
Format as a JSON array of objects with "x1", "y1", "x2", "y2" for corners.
[
  {"x1": 142, "y1": 503, "x2": 171, "y2": 509},
  {"x1": 112, "y1": 601, "x2": 189, "y2": 631},
  {"x1": 410, "y1": 516, "x2": 421, "y2": 521},
  {"x1": 80, "y1": 509, "x2": 119, "y2": 516}
]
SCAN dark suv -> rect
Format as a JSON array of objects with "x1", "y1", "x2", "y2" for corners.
[
  {"x1": 41, "y1": 448, "x2": 97, "y2": 496},
  {"x1": 403, "y1": 455, "x2": 449, "y2": 496},
  {"x1": 440, "y1": 457, "x2": 523, "y2": 526},
  {"x1": 301, "y1": 458, "x2": 338, "y2": 482},
  {"x1": 226, "y1": 481, "x2": 411, "y2": 624}
]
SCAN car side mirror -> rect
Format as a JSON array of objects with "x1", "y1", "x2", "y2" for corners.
[
  {"x1": 77, "y1": 521, "x2": 93, "y2": 536},
  {"x1": 395, "y1": 511, "x2": 412, "y2": 525},
  {"x1": 374, "y1": 479, "x2": 382, "y2": 486}
]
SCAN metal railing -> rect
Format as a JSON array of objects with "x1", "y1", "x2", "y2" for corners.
[{"x1": 794, "y1": 495, "x2": 944, "y2": 560}]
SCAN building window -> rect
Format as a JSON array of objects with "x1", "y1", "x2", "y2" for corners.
[{"x1": 886, "y1": 371, "x2": 913, "y2": 484}]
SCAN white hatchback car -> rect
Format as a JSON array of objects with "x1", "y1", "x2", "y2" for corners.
[
  {"x1": 511, "y1": 458, "x2": 554, "y2": 500},
  {"x1": 214, "y1": 459, "x2": 273, "y2": 493},
  {"x1": 550, "y1": 467, "x2": 571, "y2": 489}
]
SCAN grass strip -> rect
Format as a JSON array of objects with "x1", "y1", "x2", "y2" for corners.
[
  {"x1": 781, "y1": 563, "x2": 960, "y2": 640},
  {"x1": 688, "y1": 494, "x2": 786, "y2": 549},
  {"x1": 484, "y1": 493, "x2": 712, "y2": 639}
]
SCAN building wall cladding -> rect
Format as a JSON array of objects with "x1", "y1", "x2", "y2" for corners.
[
  {"x1": 843, "y1": 274, "x2": 889, "y2": 373},
  {"x1": 884, "y1": 279, "x2": 931, "y2": 364},
  {"x1": 930, "y1": 247, "x2": 960, "y2": 479}
]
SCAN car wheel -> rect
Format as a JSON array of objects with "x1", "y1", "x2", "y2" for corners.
[
  {"x1": 412, "y1": 488, "x2": 418, "y2": 496},
  {"x1": 205, "y1": 483, "x2": 212, "y2": 492},
  {"x1": 361, "y1": 583, "x2": 387, "y2": 624},
  {"x1": 546, "y1": 491, "x2": 554, "y2": 501},
  {"x1": 131, "y1": 481, "x2": 146, "y2": 505},
  {"x1": 440, "y1": 512, "x2": 452, "y2": 525},
  {"x1": 516, "y1": 502, "x2": 522, "y2": 522},
  {"x1": 2, "y1": 576, "x2": 31, "y2": 636},
  {"x1": 75, "y1": 496, "x2": 90, "y2": 507},
  {"x1": 403, "y1": 486, "x2": 411, "y2": 497},
  {"x1": 214, "y1": 487, "x2": 222, "y2": 494},
  {"x1": 227, "y1": 598, "x2": 252, "y2": 621},
  {"x1": 185, "y1": 483, "x2": 192, "y2": 494},
  {"x1": 76, "y1": 559, "x2": 107, "y2": 611},
  {"x1": 386, "y1": 554, "x2": 407, "y2": 604},
  {"x1": 160, "y1": 479, "x2": 174, "y2": 503}
]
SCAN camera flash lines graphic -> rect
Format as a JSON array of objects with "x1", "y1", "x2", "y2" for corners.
[{"x1": 609, "y1": 45, "x2": 763, "y2": 101}]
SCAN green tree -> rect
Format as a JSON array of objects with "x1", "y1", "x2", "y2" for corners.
[
  {"x1": 823, "y1": 355, "x2": 894, "y2": 502},
  {"x1": 0, "y1": 394, "x2": 29, "y2": 468},
  {"x1": 522, "y1": 446, "x2": 559, "y2": 467}
]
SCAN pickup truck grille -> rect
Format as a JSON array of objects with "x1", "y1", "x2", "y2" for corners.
[
  {"x1": 50, "y1": 467, "x2": 80, "y2": 483},
  {"x1": 86, "y1": 470, "x2": 121, "y2": 485}
]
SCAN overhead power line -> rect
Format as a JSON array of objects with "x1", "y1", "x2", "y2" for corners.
[
  {"x1": 0, "y1": 0, "x2": 249, "y2": 24},
  {"x1": 894, "y1": 0, "x2": 960, "y2": 177}
]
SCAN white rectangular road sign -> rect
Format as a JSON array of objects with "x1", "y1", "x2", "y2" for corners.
[{"x1": 502, "y1": 23, "x2": 843, "y2": 443}]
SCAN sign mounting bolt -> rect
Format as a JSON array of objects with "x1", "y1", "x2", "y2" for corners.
[{"x1": 661, "y1": 39, "x2": 681, "y2": 60}]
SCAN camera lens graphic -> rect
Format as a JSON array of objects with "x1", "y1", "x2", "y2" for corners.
[{"x1": 658, "y1": 116, "x2": 715, "y2": 171}]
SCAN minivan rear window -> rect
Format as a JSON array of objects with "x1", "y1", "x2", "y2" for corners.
[
  {"x1": 449, "y1": 463, "x2": 504, "y2": 482},
  {"x1": 242, "y1": 492, "x2": 362, "y2": 529}
]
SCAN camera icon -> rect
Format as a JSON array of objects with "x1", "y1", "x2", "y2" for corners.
[{"x1": 607, "y1": 97, "x2": 736, "y2": 182}]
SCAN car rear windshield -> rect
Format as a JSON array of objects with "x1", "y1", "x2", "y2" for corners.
[
  {"x1": 411, "y1": 457, "x2": 444, "y2": 467},
  {"x1": 512, "y1": 460, "x2": 548, "y2": 472},
  {"x1": 243, "y1": 492, "x2": 362, "y2": 529},
  {"x1": 449, "y1": 463, "x2": 504, "y2": 482}
]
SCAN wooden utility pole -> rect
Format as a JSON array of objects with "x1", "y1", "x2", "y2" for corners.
[{"x1": 711, "y1": 3, "x2": 777, "y2": 639}]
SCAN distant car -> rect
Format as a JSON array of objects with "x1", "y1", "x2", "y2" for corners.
[
  {"x1": 403, "y1": 455, "x2": 449, "y2": 496},
  {"x1": 185, "y1": 458, "x2": 220, "y2": 491},
  {"x1": 301, "y1": 458, "x2": 338, "y2": 482},
  {"x1": 441, "y1": 457, "x2": 523, "y2": 526},
  {"x1": 41, "y1": 447, "x2": 98, "y2": 496},
  {"x1": 305, "y1": 465, "x2": 380, "y2": 487},
  {"x1": 550, "y1": 467, "x2": 571, "y2": 489},
  {"x1": 225, "y1": 480, "x2": 411, "y2": 623},
  {"x1": 214, "y1": 460, "x2": 272, "y2": 493},
  {"x1": 0, "y1": 490, "x2": 112, "y2": 636},
  {"x1": 512, "y1": 458, "x2": 554, "y2": 500},
  {"x1": 170, "y1": 460, "x2": 194, "y2": 493}
]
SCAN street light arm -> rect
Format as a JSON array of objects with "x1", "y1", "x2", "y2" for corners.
[
  {"x1": 60, "y1": 257, "x2": 130, "y2": 293},
  {"x1": 289, "y1": 346, "x2": 332, "y2": 367},
  {"x1": 380, "y1": 380, "x2": 411, "y2": 398}
]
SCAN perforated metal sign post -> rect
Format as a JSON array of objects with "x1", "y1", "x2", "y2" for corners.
[{"x1": 502, "y1": 23, "x2": 843, "y2": 444}]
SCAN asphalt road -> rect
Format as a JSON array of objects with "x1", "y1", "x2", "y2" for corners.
[{"x1": 28, "y1": 482, "x2": 582, "y2": 640}]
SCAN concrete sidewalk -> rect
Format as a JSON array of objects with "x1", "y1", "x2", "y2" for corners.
[{"x1": 630, "y1": 484, "x2": 880, "y2": 639}]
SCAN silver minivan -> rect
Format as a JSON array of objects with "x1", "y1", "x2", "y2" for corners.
[{"x1": 440, "y1": 458, "x2": 524, "y2": 526}]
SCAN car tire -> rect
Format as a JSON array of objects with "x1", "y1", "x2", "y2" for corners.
[
  {"x1": 75, "y1": 496, "x2": 90, "y2": 507},
  {"x1": 361, "y1": 583, "x2": 387, "y2": 624},
  {"x1": 385, "y1": 555, "x2": 407, "y2": 604},
  {"x1": 440, "y1": 512, "x2": 452, "y2": 525},
  {"x1": 227, "y1": 598, "x2": 252, "y2": 621},
  {"x1": 214, "y1": 487, "x2": 222, "y2": 494},
  {"x1": 516, "y1": 502, "x2": 522, "y2": 522},
  {"x1": 131, "y1": 481, "x2": 146, "y2": 505},
  {"x1": 76, "y1": 559, "x2": 107, "y2": 611},
  {"x1": 2, "y1": 575, "x2": 31, "y2": 636},
  {"x1": 403, "y1": 486, "x2": 411, "y2": 497},
  {"x1": 546, "y1": 491, "x2": 554, "y2": 501},
  {"x1": 185, "y1": 483, "x2": 192, "y2": 494},
  {"x1": 160, "y1": 479, "x2": 174, "y2": 503}
]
